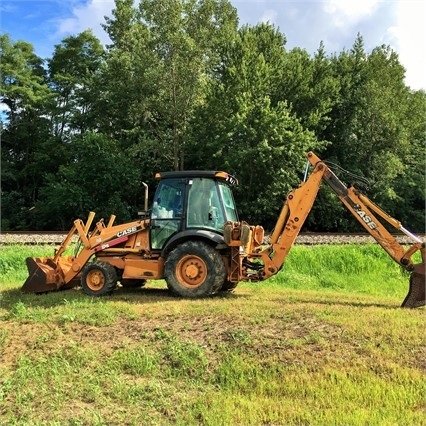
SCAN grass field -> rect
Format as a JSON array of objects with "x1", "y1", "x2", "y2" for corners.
[{"x1": 0, "y1": 244, "x2": 425, "y2": 425}]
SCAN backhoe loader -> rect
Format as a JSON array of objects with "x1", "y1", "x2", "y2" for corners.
[{"x1": 22, "y1": 152, "x2": 425, "y2": 308}]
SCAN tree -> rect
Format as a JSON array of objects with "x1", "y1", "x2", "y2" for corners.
[
  {"x1": 277, "y1": 42, "x2": 339, "y2": 137},
  {"x1": 1, "y1": 20, "x2": 424, "y2": 232},
  {"x1": 48, "y1": 30, "x2": 105, "y2": 137},
  {"x1": 99, "y1": 0, "x2": 151, "y2": 140},
  {"x1": 0, "y1": 34, "x2": 50, "y2": 118},
  {"x1": 102, "y1": 0, "x2": 239, "y2": 171},
  {"x1": 0, "y1": 34, "x2": 53, "y2": 229},
  {"x1": 391, "y1": 89, "x2": 426, "y2": 230},
  {"x1": 310, "y1": 35, "x2": 425, "y2": 232},
  {"x1": 36, "y1": 133, "x2": 140, "y2": 229},
  {"x1": 188, "y1": 24, "x2": 322, "y2": 227}
]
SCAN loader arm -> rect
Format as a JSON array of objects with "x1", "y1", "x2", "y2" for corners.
[{"x1": 22, "y1": 212, "x2": 148, "y2": 293}]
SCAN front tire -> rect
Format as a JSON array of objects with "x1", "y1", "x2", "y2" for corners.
[
  {"x1": 81, "y1": 261, "x2": 118, "y2": 296},
  {"x1": 164, "y1": 241, "x2": 226, "y2": 298}
]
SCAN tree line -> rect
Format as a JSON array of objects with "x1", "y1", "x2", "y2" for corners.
[{"x1": 1, "y1": 0, "x2": 425, "y2": 232}]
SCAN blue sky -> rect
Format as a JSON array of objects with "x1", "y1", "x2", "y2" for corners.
[{"x1": 1, "y1": 0, "x2": 425, "y2": 90}]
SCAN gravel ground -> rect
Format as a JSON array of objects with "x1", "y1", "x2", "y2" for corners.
[
  {"x1": 294, "y1": 233, "x2": 418, "y2": 245},
  {"x1": 0, "y1": 234, "x2": 77, "y2": 245},
  {"x1": 0, "y1": 232, "x2": 420, "y2": 245}
]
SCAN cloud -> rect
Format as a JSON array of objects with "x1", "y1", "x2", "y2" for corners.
[
  {"x1": 260, "y1": 8, "x2": 278, "y2": 25},
  {"x1": 323, "y1": 0, "x2": 382, "y2": 27},
  {"x1": 387, "y1": 0, "x2": 426, "y2": 90},
  {"x1": 55, "y1": 0, "x2": 114, "y2": 45},
  {"x1": 0, "y1": 3, "x2": 16, "y2": 13}
]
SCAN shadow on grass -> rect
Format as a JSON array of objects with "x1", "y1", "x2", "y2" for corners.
[
  {"x1": 3, "y1": 282, "x2": 411, "y2": 313},
  {"x1": 273, "y1": 295, "x2": 403, "y2": 310},
  {"x1": 0, "y1": 283, "x2": 242, "y2": 312}
]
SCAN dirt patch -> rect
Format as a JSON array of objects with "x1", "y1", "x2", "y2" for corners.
[
  {"x1": 0, "y1": 314, "x2": 325, "y2": 367},
  {"x1": 2, "y1": 310, "x2": 423, "y2": 373}
]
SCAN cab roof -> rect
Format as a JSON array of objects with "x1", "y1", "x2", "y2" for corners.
[{"x1": 155, "y1": 170, "x2": 238, "y2": 185}]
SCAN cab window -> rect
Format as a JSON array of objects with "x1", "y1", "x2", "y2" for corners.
[{"x1": 187, "y1": 178, "x2": 236, "y2": 231}]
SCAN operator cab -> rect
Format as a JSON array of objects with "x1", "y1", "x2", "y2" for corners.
[{"x1": 150, "y1": 171, "x2": 238, "y2": 250}]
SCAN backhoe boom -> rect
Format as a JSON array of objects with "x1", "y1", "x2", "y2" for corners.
[{"x1": 224, "y1": 152, "x2": 425, "y2": 308}]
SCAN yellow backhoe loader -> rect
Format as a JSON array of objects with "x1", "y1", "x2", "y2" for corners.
[{"x1": 22, "y1": 152, "x2": 425, "y2": 308}]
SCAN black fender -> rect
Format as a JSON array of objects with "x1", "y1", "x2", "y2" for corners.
[{"x1": 161, "y1": 229, "x2": 226, "y2": 257}]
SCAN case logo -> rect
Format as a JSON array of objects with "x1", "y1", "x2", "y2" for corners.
[
  {"x1": 354, "y1": 207, "x2": 377, "y2": 230},
  {"x1": 117, "y1": 226, "x2": 138, "y2": 237}
]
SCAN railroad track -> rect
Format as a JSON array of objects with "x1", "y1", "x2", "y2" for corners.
[{"x1": 0, "y1": 231, "x2": 423, "y2": 246}]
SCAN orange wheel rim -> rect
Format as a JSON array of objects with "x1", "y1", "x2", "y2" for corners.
[
  {"x1": 176, "y1": 255, "x2": 207, "y2": 288},
  {"x1": 86, "y1": 269, "x2": 105, "y2": 291}
]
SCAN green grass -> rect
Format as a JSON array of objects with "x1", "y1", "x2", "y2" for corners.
[
  {"x1": 265, "y1": 243, "x2": 415, "y2": 298},
  {"x1": 0, "y1": 244, "x2": 424, "y2": 425},
  {"x1": 0, "y1": 244, "x2": 78, "y2": 285}
]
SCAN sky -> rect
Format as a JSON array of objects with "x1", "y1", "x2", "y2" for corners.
[{"x1": 0, "y1": 0, "x2": 425, "y2": 90}]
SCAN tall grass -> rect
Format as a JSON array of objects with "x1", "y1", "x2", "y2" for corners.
[
  {"x1": 0, "y1": 244, "x2": 59, "y2": 285},
  {"x1": 263, "y1": 244, "x2": 413, "y2": 299}
]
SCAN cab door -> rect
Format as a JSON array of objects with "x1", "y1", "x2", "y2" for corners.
[{"x1": 150, "y1": 179, "x2": 185, "y2": 250}]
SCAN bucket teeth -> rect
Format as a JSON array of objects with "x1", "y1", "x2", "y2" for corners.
[{"x1": 401, "y1": 272, "x2": 426, "y2": 308}]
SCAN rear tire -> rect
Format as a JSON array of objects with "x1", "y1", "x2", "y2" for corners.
[
  {"x1": 81, "y1": 261, "x2": 117, "y2": 296},
  {"x1": 220, "y1": 280, "x2": 238, "y2": 292},
  {"x1": 164, "y1": 241, "x2": 226, "y2": 298}
]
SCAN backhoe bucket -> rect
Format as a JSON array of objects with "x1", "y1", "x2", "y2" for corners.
[
  {"x1": 21, "y1": 256, "x2": 75, "y2": 294},
  {"x1": 401, "y1": 270, "x2": 425, "y2": 308}
]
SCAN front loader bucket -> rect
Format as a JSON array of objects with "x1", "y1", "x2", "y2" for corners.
[
  {"x1": 21, "y1": 256, "x2": 72, "y2": 294},
  {"x1": 401, "y1": 270, "x2": 425, "y2": 309}
]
